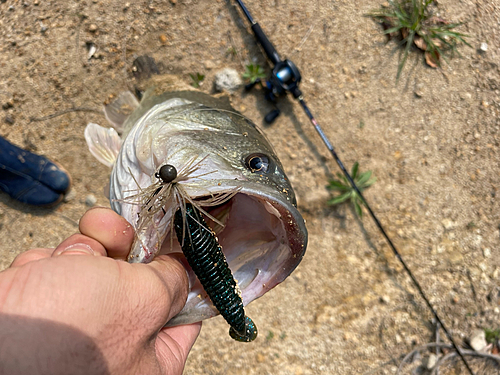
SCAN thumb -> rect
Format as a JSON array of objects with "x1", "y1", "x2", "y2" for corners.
[{"x1": 140, "y1": 253, "x2": 191, "y2": 324}]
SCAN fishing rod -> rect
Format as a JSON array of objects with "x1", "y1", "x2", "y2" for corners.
[{"x1": 233, "y1": 0, "x2": 475, "y2": 373}]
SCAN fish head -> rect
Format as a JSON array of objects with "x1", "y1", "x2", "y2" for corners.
[{"x1": 86, "y1": 88, "x2": 308, "y2": 326}]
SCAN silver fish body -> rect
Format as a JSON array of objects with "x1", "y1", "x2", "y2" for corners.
[{"x1": 85, "y1": 76, "x2": 307, "y2": 326}]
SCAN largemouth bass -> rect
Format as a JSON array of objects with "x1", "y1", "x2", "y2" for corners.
[{"x1": 84, "y1": 68, "x2": 307, "y2": 335}]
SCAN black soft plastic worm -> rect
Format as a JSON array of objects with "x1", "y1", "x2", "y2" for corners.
[{"x1": 174, "y1": 202, "x2": 258, "y2": 342}]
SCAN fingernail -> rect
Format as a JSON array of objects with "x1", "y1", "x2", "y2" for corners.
[{"x1": 55, "y1": 243, "x2": 95, "y2": 256}]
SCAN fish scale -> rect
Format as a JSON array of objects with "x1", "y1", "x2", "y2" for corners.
[{"x1": 174, "y1": 203, "x2": 257, "y2": 342}]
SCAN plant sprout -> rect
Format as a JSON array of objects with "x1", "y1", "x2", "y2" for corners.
[
  {"x1": 327, "y1": 162, "x2": 376, "y2": 217},
  {"x1": 368, "y1": 0, "x2": 470, "y2": 80},
  {"x1": 189, "y1": 73, "x2": 205, "y2": 88},
  {"x1": 242, "y1": 63, "x2": 267, "y2": 84}
]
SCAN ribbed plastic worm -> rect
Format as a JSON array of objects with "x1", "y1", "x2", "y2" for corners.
[
  {"x1": 174, "y1": 202, "x2": 257, "y2": 342},
  {"x1": 153, "y1": 163, "x2": 257, "y2": 342}
]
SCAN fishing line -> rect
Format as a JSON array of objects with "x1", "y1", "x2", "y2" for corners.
[{"x1": 233, "y1": 0, "x2": 475, "y2": 373}]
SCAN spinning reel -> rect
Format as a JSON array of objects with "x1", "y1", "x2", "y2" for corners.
[
  {"x1": 236, "y1": 0, "x2": 303, "y2": 123},
  {"x1": 245, "y1": 59, "x2": 302, "y2": 123}
]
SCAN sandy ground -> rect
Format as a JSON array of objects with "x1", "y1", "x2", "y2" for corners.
[{"x1": 1, "y1": 0, "x2": 500, "y2": 374}]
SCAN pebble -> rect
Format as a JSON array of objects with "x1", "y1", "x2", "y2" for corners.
[
  {"x1": 89, "y1": 24, "x2": 98, "y2": 32},
  {"x1": 483, "y1": 248, "x2": 491, "y2": 258},
  {"x1": 426, "y1": 353, "x2": 438, "y2": 370},
  {"x1": 214, "y1": 68, "x2": 242, "y2": 92},
  {"x1": 203, "y1": 59, "x2": 216, "y2": 70},
  {"x1": 380, "y1": 295, "x2": 390, "y2": 304},
  {"x1": 2, "y1": 99, "x2": 14, "y2": 110},
  {"x1": 4, "y1": 116, "x2": 14, "y2": 125},
  {"x1": 470, "y1": 329, "x2": 487, "y2": 351},
  {"x1": 414, "y1": 83, "x2": 425, "y2": 98},
  {"x1": 159, "y1": 34, "x2": 168, "y2": 44},
  {"x1": 85, "y1": 194, "x2": 97, "y2": 207},
  {"x1": 441, "y1": 218, "x2": 457, "y2": 230},
  {"x1": 480, "y1": 42, "x2": 488, "y2": 52},
  {"x1": 64, "y1": 189, "x2": 76, "y2": 203}
]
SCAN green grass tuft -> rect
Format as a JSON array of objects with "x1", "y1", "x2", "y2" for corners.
[
  {"x1": 327, "y1": 162, "x2": 376, "y2": 218},
  {"x1": 368, "y1": 0, "x2": 470, "y2": 80},
  {"x1": 189, "y1": 73, "x2": 205, "y2": 88},
  {"x1": 242, "y1": 63, "x2": 267, "y2": 84},
  {"x1": 484, "y1": 328, "x2": 500, "y2": 344}
]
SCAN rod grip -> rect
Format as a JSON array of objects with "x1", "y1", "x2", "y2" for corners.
[{"x1": 251, "y1": 23, "x2": 281, "y2": 66}]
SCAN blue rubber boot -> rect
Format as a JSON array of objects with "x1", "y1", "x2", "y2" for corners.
[{"x1": 0, "y1": 136, "x2": 71, "y2": 206}]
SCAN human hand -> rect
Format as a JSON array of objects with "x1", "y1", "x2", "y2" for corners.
[{"x1": 0, "y1": 207, "x2": 201, "y2": 375}]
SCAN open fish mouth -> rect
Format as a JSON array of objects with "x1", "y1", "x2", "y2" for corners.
[
  {"x1": 86, "y1": 84, "x2": 308, "y2": 331},
  {"x1": 129, "y1": 182, "x2": 306, "y2": 326}
]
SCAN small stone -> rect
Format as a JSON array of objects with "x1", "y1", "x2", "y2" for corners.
[
  {"x1": 89, "y1": 24, "x2": 98, "y2": 32},
  {"x1": 441, "y1": 218, "x2": 457, "y2": 230},
  {"x1": 85, "y1": 194, "x2": 97, "y2": 207},
  {"x1": 414, "y1": 83, "x2": 424, "y2": 98},
  {"x1": 4, "y1": 116, "x2": 14, "y2": 125},
  {"x1": 380, "y1": 295, "x2": 390, "y2": 304},
  {"x1": 159, "y1": 34, "x2": 168, "y2": 44},
  {"x1": 483, "y1": 248, "x2": 491, "y2": 258},
  {"x1": 214, "y1": 68, "x2": 242, "y2": 92},
  {"x1": 342, "y1": 67, "x2": 349, "y2": 74},
  {"x1": 169, "y1": 0, "x2": 177, "y2": 3},
  {"x1": 2, "y1": 99, "x2": 14, "y2": 110},
  {"x1": 123, "y1": 2, "x2": 130, "y2": 10},
  {"x1": 63, "y1": 189, "x2": 76, "y2": 203},
  {"x1": 34, "y1": 0, "x2": 39, "y2": 4},
  {"x1": 40, "y1": 23, "x2": 48, "y2": 33},
  {"x1": 480, "y1": 42, "x2": 488, "y2": 52},
  {"x1": 470, "y1": 329, "x2": 487, "y2": 351},
  {"x1": 427, "y1": 353, "x2": 438, "y2": 370},
  {"x1": 203, "y1": 60, "x2": 215, "y2": 70}
]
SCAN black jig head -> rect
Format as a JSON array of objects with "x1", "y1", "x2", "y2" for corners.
[{"x1": 156, "y1": 164, "x2": 177, "y2": 183}]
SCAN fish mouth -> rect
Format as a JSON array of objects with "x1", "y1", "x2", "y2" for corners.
[{"x1": 160, "y1": 185, "x2": 307, "y2": 326}]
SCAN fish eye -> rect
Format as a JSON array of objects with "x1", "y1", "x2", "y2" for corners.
[
  {"x1": 156, "y1": 164, "x2": 177, "y2": 183},
  {"x1": 244, "y1": 154, "x2": 271, "y2": 173}
]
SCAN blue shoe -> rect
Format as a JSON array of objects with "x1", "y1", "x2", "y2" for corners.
[
  {"x1": 0, "y1": 137, "x2": 70, "y2": 206},
  {"x1": 0, "y1": 137, "x2": 70, "y2": 193},
  {"x1": 0, "y1": 165, "x2": 63, "y2": 206}
]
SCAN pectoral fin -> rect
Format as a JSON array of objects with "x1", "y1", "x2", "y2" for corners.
[
  {"x1": 84, "y1": 123, "x2": 122, "y2": 167},
  {"x1": 103, "y1": 91, "x2": 139, "y2": 133}
]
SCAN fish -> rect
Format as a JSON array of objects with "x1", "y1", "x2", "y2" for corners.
[{"x1": 84, "y1": 62, "x2": 307, "y2": 331}]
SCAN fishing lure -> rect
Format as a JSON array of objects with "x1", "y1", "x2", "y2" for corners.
[
  {"x1": 124, "y1": 160, "x2": 256, "y2": 341},
  {"x1": 174, "y1": 202, "x2": 257, "y2": 342}
]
